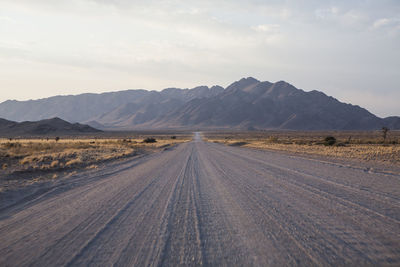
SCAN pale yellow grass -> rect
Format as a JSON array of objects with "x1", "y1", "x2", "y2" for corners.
[
  {"x1": 65, "y1": 158, "x2": 83, "y2": 167},
  {"x1": 207, "y1": 138, "x2": 400, "y2": 165},
  {"x1": 0, "y1": 137, "x2": 189, "y2": 174},
  {"x1": 50, "y1": 160, "x2": 59, "y2": 168}
]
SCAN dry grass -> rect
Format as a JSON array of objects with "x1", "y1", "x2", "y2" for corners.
[
  {"x1": 204, "y1": 131, "x2": 400, "y2": 166},
  {"x1": 0, "y1": 135, "x2": 189, "y2": 176},
  {"x1": 65, "y1": 158, "x2": 83, "y2": 167},
  {"x1": 50, "y1": 160, "x2": 59, "y2": 168}
]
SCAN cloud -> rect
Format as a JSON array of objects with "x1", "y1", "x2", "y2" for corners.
[
  {"x1": 251, "y1": 24, "x2": 280, "y2": 33},
  {"x1": 315, "y1": 7, "x2": 339, "y2": 19},
  {"x1": 372, "y1": 18, "x2": 391, "y2": 29},
  {"x1": 0, "y1": 16, "x2": 16, "y2": 24},
  {"x1": 372, "y1": 17, "x2": 400, "y2": 30},
  {"x1": 0, "y1": 0, "x2": 399, "y2": 116},
  {"x1": 314, "y1": 6, "x2": 370, "y2": 30},
  {"x1": 250, "y1": 24, "x2": 282, "y2": 44}
]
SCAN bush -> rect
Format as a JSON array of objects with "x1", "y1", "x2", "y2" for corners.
[
  {"x1": 50, "y1": 160, "x2": 59, "y2": 168},
  {"x1": 143, "y1": 137, "x2": 157, "y2": 143},
  {"x1": 267, "y1": 136, "x2": 279, "y2": 143},
  {"x1": 3, "y1": 142, "x2": 21, "y2": 149},
  {"x1": 171, "y1": 136, "x2": 177, "y2": 139},
  {"x1": 229, "y1": 142, "x2": 248, "y2": 147},
  {"x1": 324, "y1": 136, "x2": 336, "y2": 146}
]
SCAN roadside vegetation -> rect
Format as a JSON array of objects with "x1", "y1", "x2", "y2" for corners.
[
  {"x1": 204, "y1": 130, "x2": 400, "y2": 166},
  {"x1": 1, "y1": 136, "x2": 188, "y2": 173},
  {"x1": 0, "y1": 134, "x2": 190, "y2": 191}
]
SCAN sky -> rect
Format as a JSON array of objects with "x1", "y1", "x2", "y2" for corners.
[{"x1": 0, "y1": 0, "x2": 399, "y2": 117}]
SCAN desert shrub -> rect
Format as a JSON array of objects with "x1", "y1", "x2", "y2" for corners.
[
  {"x1": 324, "y1": 136, "x2": 336, "y2": 146},
  {"x1": 20, "y1": 157, "x2": 31, "y2": 165},
  {"x1": 50, "y1": 160, "x2": 59, "y2": 168},
  {"x1": 345, "y1": 136, "x2": 352, "y2": 144},
  {"x1": 3, "y1": 142, "x2": 21, "y2": 149},
  {"x1": 65, "y1": 158, "x2": 83, "y2": 167},
  {"x1": 229, "y1": 141, "x2": 248, "y2": 146},
  {"x1": 267, "y1": 136, "x2": 279, "y2": 143},
  {"x1": 55, "y1": 137, "x2": 60, "y2": 142},
  {"x1": 293, "y1": 140, "x2": 309, "y2": 145},
  {"x1": 87, "y1": 164, "x2": 98, "y2": 169},
  {"x1": 40, "y1": 164, "x2": 50, "y2": 170},
  {"x1": 171, "y1": 136, "x2": 177, "y2": 139},
  {"x1": 143, "y1": 137, "x2": 157, "y2": 143},
  {"x1": 382, "y1": 127, "x2": 389, "y2": 142}
]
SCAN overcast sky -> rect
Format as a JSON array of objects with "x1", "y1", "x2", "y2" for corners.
[{"x1": 0, "y1": 0, "x2": 399, "y2": 117}]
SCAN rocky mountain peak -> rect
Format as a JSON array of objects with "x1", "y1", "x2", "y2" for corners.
[{"x1": 225, "y1": 77, "x2": 260, "y2": 92}]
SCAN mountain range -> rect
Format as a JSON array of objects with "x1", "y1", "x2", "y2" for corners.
[{"x1": 0, "y1": 77, "x2": 399, "y2": 130}]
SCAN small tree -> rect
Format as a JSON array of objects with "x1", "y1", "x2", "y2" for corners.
[
  {"x1": 382, "y1": 127, "x2": 389, "y2": 143},
  {"x1": 55, "y1": 136, "x2": 60, "y2": 142},
  {"x1": 171, "y1": 136, "x2": 177, "y2": 139},
  {"x1": 346, "y1": 136, "x2": 352, "y2": 144},
  {"x1": 268, "y1": 136, "x2": 278, "y2": 143},
  {"x1": 324, "y1": 136, "x2": 336, "y2": 146},
  {"x1": 143, "y1": 137, "x2": 157, "y2": 143}
]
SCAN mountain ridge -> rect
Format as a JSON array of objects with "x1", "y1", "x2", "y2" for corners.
[
  {"x1": 0, "y1": 78, "x2": 399, "y2": 130},
  {"x1": 0, "y1": 117, "x2": 101, "y2": 136}
]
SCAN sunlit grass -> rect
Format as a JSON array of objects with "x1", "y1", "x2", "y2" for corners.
[
  {"x1": 0, "y1": 136, "x2": 189, "y2": 174},
  {"x1": 204, "y1": 131, "x2": 400, "y2": 165}
]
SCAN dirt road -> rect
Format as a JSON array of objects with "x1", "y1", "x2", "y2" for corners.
[{"x1": 1, "y1": 133, "x2": 400, "y2": 266}]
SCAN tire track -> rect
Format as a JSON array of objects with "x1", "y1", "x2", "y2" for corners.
[
  {"x1": 208, "y1": 143, "x2": 400, "y2": 221},
  {"x1": 1, "y1": 137, "x2": 400, "y2": 266},
  {"x1": 203, "y1": 142, "x2": 400, "y2": 265}
]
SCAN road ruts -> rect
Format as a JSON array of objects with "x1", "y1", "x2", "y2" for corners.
[{"x1": 1, "y1": 133, "x2": 400, "y2": 266}]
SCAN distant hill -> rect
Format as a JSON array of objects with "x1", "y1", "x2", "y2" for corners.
[
  {"x1": 0, "y1": 78, "x2": 399, "y2": 130},
  {"x1": 0, "y1": 86, "x2": 223, "y2": 123},
  {"x1": 0, "y1": 118, "x2": 101, "y2": 137}
]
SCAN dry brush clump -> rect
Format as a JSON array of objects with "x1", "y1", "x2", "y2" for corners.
[{"x1": 143, "y1": 137, "x2": 157, "y2": 143}]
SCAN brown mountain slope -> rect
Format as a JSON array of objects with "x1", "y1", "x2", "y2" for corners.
[
  {"x1": 0, "y1": 118, "x2": 101, "y2": 137},
  {"x1": 143, "y1": 78, "x2": 398, "y2": 130}
]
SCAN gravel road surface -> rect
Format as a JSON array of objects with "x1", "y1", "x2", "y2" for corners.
[{"x1": 1, "y1": 133, "x2": 400, "y2": 266}]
